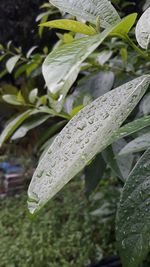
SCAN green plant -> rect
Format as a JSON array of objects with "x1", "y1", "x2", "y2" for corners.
[
  {"x1": 0, "y1": 1, "x2": 150, "y2": 266},
  {"x1": 0, "y1": 180, "x2": 118, "y2": 267}
]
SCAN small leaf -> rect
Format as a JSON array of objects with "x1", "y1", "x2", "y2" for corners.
[
  {"x1": 29, "y1": 88, "x2": 38, "y2": 104},
  {"x1": 116, "y1": 147, "x2": 150, "y2": 267},
  {"x1": 40, "y1": 19, "x2": 96, "y2": 35},
  {"x1": 6, "y1": 55, "x2": 21, "y2": 73},
  {"x1": 135, "y1": 7, "x2": 150, "y2": 49},
  {"x1": 27, "y1": 75, "x2": 150, "y2": 214},
  {"x1": 119, "y1": 133, "x2": 150, "y2": 155},
  {"x1": 50, "y1": 0, "x2": 121, "y2": 28}
]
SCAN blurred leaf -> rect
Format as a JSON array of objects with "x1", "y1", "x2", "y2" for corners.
[
  {"x1": 27, "y1": 75, "x2": 150, "y2": 214},
  {"x1": 0, "y1": 110, "x2": 33, "y2": 147},
  {"x1": 37, "y1": 120, "x2": 66, "y2": 149},
  {"x1": 136, "y1": 7, "x2": 150, "y2": 50},
  {"x1": 29, "y1": 89, "x2": 38, "y2": 104},
  {"x1": 140, "y1": 93, "x2": 150, "y2": 115},
  {"x1": 116, "y1": 148, "x2": 150, "y2": 267},
  {"x1": 6, "y1": 55, "x2": 21, "y2": 73},
  {"x1": 11, "y1": 114, "x2": 51, "y2": 140},
  {"x1": 26, "y1": 46, "x2": 38, "y2": 58},
  {"x1": 50, "y1": 0, "x2": 120, "y2": 28},
  {"x1": 2, "y1": 94, "x2": 24, "y2": 106},
  {"x1": 119, "y1": 133, "x2": 150, "y2": 155},
  {"x1": 102, "y1": 139, "x2": 134, "y2": 182}
]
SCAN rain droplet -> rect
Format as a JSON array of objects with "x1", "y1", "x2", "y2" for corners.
[
  {"x1": 37, "y1": 170, "x2": 44, "y2": 178},
  {"x1": 77, "y1": 121, "x2": 87, "y2": 130}
]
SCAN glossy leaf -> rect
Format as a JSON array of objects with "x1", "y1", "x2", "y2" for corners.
[
  {"x1": 136, "y1": 7, "x2": 150, "y2": 49},
  {"x1": 116, "y1": 148, "x2": 150, "y2": 267},
  {"x1": 50, "y1": 0, "x2": 120, "y2": 28},
  {"x1": 119, "y1": 133, "x2": 150, "y2": 156},
  {"x1": 27, "y1": 75, "x2": 150, "y2": 214},
  {"x1": 6, "y1": 55, "x2": 21, "y2": 73},
  {"x1": 40, "y1": 19, "x2": 96, "y2": 35}
]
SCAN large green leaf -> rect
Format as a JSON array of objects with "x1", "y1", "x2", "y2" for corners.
[
  {"x1": 50, "y1": 0, "x2": 120, "y2": 28},
  {"x1": 40, "y1": 19, "x2": 96, "y2": 35},
  {"x1": 116, "y1": 147, "x2": 150, "y2": 267},
  {"x1": 135, "y1": 7, "x2": 150, "y2": 50},
  {"x1": 27, "y1": 75, "x2": 150, "y2": 214},
  {"x1": 43, "y1": 27, "x2": 113, "y2": 112}
]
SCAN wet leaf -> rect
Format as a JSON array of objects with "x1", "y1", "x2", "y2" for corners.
[
  {"x1": 116, "y1": 147, "x2": 150, "y2": 267},
  {"x1": 28, "y1": 75, "x2": 150, "y2": 214},
  {"x1": 43, "y1": 27, "x2": 114, "y2": 112},
  {"x1": 50, "y1": 0, "x2": 120, "y2": 28},
  {"x1": 135, "y1": 7, "x2": 150, "y2": 49}
]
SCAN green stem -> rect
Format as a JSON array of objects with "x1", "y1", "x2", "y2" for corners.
[
  {"x1": 110, "y1": 32, "x2": 149, "y2": 60},
  {"x1": 124, "y1": 34, "x2": 149, "y2": 59}
]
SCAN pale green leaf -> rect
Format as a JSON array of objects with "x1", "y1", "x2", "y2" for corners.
[
  {"x1": 136, "y1": 7, "x2": 150, "y2": 49},
  {"x1": 50, "y1": 0, "x2": 121, "y2": 28},
  {"x1": 40, "y1": 19, "x2": 96, "y2": 35},
  {"x1": 116, "y1": 147, "x2": 150, "y2": 267},
  {"x1": 27, "y1": 75, "x2": 150, "y2": 214}
]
